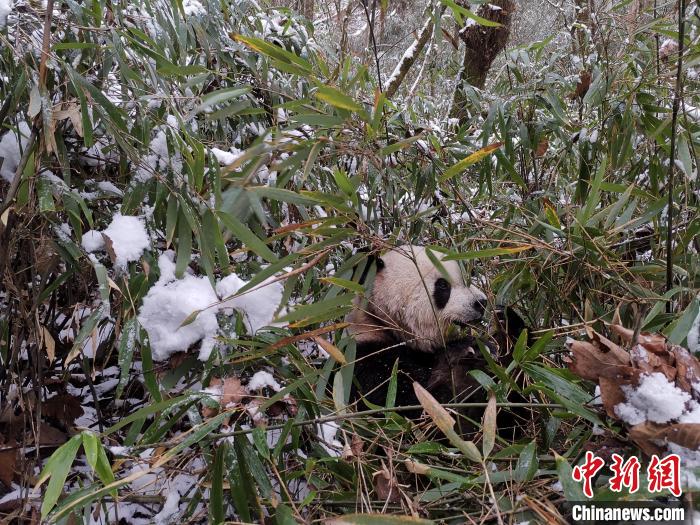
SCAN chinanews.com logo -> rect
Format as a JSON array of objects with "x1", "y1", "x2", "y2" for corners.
[{"x1": 567, "y1": 451, "x2": 686, "y2": 524}]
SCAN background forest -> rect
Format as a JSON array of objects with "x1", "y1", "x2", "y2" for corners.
[{"x1": 1, "y1": 0, "x2": 699, "y2": 523}]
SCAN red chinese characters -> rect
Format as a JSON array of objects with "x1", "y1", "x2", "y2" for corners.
[
  {"x1": 572, "y1": 451, "x2": 606, "y2": 498},
  {"x1": 571, "y1": 453, "x2": 682, "y2": 498},
  {"x1": 609, "y1": 454, "x2": 641, "y2": 493},
  {"x1": 648, "y1": 454, "x2": 681, "y2": 497}
]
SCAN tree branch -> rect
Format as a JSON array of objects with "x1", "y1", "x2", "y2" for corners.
[{"x1": 384, "y1": 6, "x2": 445, "y2": 100}]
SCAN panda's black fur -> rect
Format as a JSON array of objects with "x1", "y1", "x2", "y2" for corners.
[{"x1": 348, "y1": 245, "x2": 527, "y2": 435}]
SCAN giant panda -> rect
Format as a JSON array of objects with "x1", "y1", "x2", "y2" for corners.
[{"x1": 348, "y1": 244, "x2": 501, "y2": 432}]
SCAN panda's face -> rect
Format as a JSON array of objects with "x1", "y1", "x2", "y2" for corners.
[{"x1": 362, "y1": 245, "x2": 487, "y2": 352}]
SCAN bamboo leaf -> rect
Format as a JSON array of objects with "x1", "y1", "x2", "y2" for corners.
[{"x1": 440, "y1": 142, "x2": 503, "y2": 182}]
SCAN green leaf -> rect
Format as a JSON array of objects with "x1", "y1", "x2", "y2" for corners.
[
  {"x1": 665, "y1": 297, "x2": 700, "y2": 345},
  {"x1": 555, "y1": 453, "x2": 586, "y2": 501},
  {"x1": 319, "y1": 277, "x2": 365, "y2": 293},
  {"x1": 440, "y1": 143, "x2": 503, "y2": 182},
  {"x1": 385, "y1": 359, "x2": 399, "y2": 410},
  {"x1": 196, "y1": 86, "x2": 251, "y2": 113},
  {"x1": 233, "y1": 34, "x2": 312, "y2": 73},
  {"x1": 441, "y1": 0, "x2": 502, "y2": 27},
  {"x1": 82, "y1": 432, "x2": 116, "y2": 491},
  {"x1": 443, "y1": 245, "x2": 532, "y2": 260},
  {"x1": 315, "y1": 85, "x2": 365, "y2": 113},
  {"x1": 515, "y1": 441, "x2": 538, "y2": 482},
  {"x1": 38, "y1": 435, "x2": 82, "y2": 518},
  {"x1": 218, "y1": 211, "x2": 278, "y2": 263},
  {"x1": 103, "y1": 395, "x2": 191, "y2": 435}
]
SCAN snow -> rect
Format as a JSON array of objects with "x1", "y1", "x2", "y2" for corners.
[
  {"x1": 0, "y1": 121, "x2": 30, "y2": 183},
  {"x1": 102, "y1": 214, "x2": 150, "y2": 269},
  {"x1": 138, "y1": 253, "x2": 284, "y2": 361},
  {"x1": 135, "y1": 115, "x2": 182, "y2": 183},
  {"x1": 216, "y1": 274, "x2": 283, "y2": 334},
  {"x1": 137, "y1": 253, "x2": 220, "y2": 361},
  {"x1": 154, "y1": 490, "x2": 181, "y2": 525},
  {"x1": 318, "y1": 421, "x2": 342, "y2": 457},
  {"x1": 96, "y1": 180, "x2": 123, "y2": 196},
  {"x1": 81, "y1": 230, "x2": 105, "y2": 252},
  {"x1": 689, "y1": 305, "x2": 700, "y2": 354},
  {"x1": 247, "y1": 370, "x2": 281, "y2": 392},
  {"x1": 210, "y1": 147, "x2": 243, "y2": 165},
  {"x1": 614, "y1": 372, "x2": 691, "y2": 425},
  {"x1": 0, "y1": 0, "x2": 12, "y2": 28},
  {"x1": 182, "y1": 0, "x2": 205, "y2": 17}
]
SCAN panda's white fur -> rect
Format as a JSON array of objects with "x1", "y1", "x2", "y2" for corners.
[{"x1": 348, "y1": 245, "x2": 487, "y2": 352}]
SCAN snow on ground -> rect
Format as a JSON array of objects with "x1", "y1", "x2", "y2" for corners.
[
  {"x1": 138, "y1": 252, "x2": 284, "y2": 361},
  {"x1": 102, "y1": 214, "x2": 150, "y2": 269}
]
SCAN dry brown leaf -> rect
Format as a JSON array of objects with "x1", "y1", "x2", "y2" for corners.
[
  {"x1": 610, "y1": 324, "x2": 667, "y2": 354},
  {"x1": 0, "y1": 446, "x2": 17, "y2": 487},
  {"x1": 220, "y1": 377, "x2": 246, "y2": 407},
  {"x1": 350, "y1": 433, "x2": 363, "y2": 458},
  {"x1": 671, "y1": 345, "x2": 700, "y2": 397},
  {"x1": 102, "y1": 233, "x2": 117, "y2": 265},
  {"x1": 413, "y1": 381, "x2": 455, "y2": 434},
  {"x1": 39, "y1": 325, "x2": 56, "y2": 364},
  {"x1": 573, "y1": 70, "x2": 591, "y2": 99},
  {"x1": 313, "y1": 336, "x2": 346, "y2": 365},
  {"x1": 37, "y1": 422, "x2": 67, "y2": 447},
  {"x1": 567, "y1": 339, "x2": 629, "y2": 382},
  {"x1": 591, "y1": 331, "x2": 631, "y2": 365},
  {"x1": 53, "y1": 103, "x2": 84, "y2": 137},
  {"x1": 599, "y1": 376, "x2": 631, "y2": 419},
  {"x1": 373, "y1": 465, "x2": 401, "y2": 503},
  {"x1": 535, "y1": 138, "x2": 548, "y2": 157},
  {"x1": 405, "y1": 460, "x2": 430, "y2": 475},
  {"x1": 43, "y1": 393, "x2": 84, "y2": 424}
]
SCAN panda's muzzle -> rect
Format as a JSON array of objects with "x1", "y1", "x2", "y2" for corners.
[{"x1": 454, "y1": 299, "x2": 487, "y2": 326}]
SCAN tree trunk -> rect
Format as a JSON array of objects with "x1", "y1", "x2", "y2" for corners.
[
  {"x1": 300, "y1": 0, "x2": 314, "y2": 21},
  {"x1": 450, "y1": 0, "x2": 514, "y2": 121}
]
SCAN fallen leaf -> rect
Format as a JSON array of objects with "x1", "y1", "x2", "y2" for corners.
[
  {"x1": 671, "y1": 345, "x2": 700, "y2": 397},
  {"x1": 0, "y1": 446, "x2": 17, "y2": 486},
  {"x1": 373, "y1": 465, "x2": 401, "y2": 503},
  {"x1": 413, "y1": 382, "x2": 455, "y2": 434},
  {"x1": 37, "y1": 422, "x2": 67, "y2": 447},
  {"x1": 43, "y1": 393, "x2": 84, "y2": 424},
  {"x1": 220, "y1": 377, "x2": 246, "y2": 407}
]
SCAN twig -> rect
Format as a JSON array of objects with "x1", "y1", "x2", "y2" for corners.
[
  {"x1": 665, "y1": 0, "x2": 686, "y2": 308},
  {"x1": 360, "y1": 0, "x2": 384, "y2": 92}
]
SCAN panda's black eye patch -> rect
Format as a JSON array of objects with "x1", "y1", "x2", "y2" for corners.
[{"x1": 433, "y1": 277, "x2": 451, "y2": 309}]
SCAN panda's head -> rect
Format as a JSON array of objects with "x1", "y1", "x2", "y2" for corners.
[{"x1": 349, "y1": 245, "x2": 487, "y2": 352}]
